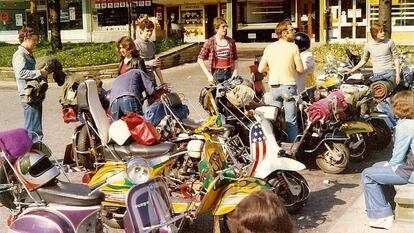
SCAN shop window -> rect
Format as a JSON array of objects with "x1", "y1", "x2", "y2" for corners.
[
  {"x1": 237, "y1": 0, "x2": 295, "y2": 24},
  {"x1": 97, "y1": 8, "x2": 128, "y2": 26},
  {"x1": 60, "y1": 0, "x2": 83, "y2": 30},
  {"x1": 370, "y1": 1, "x2": 414, "y2": 26},
  {"x1": 0, "y1": 2, "x2": 28, "y2": 31}
]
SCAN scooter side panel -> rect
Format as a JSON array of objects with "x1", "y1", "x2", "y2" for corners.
[
  {"x1": 211, "y1": 178, "x2": 271, "y2": 216},
  {"x1": 339, "y1": 121, "x2": 374, "y2": 135},
  {"x1": 9, "y1": 210, "x2": 74, "y2": 233},
  {"x1": 253, "y1": 157, "x2": 306, "y2": 179}
]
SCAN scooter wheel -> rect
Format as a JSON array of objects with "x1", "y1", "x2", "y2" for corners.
[
  {"x1": 76, "y1": 125, "x2": 95, "y2": 170},
  {"x1": 366, "y1": 119, "x2": 392, "y2": 152},
  {"x1": 316, "y1": 142, "x2": 350, "y2": 174}
]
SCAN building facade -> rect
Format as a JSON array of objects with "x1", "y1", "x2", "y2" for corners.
[{"x1": 0, "y1": 0, "x2": 413, "y2": 44}]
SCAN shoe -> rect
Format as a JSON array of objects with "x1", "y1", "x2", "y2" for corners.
[{"x1": 368, "y1": 215, "x2": 393, "y2": 230}]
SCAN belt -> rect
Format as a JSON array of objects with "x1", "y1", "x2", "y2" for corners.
[
  {"x1": 214, "y1": 68, "x2": 231, "y2": 71},
  {"x1": 270, "y1": 84, "x2": 296, "y2": 88}
]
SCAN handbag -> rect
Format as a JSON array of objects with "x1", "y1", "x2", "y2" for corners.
[{"x1": 121, "y1": 112, "x2": 160, "y2": 145}]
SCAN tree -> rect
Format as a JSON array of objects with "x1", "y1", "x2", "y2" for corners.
[
  {"x1": 47, "y1": 0, "x2": 63, "y2": 50},
  {"x1": 28, "y1": 0, "x2": 38, "y2": 31},
  {"x1": 379, "y1": 0, "x2": 392, "y2": 38}
]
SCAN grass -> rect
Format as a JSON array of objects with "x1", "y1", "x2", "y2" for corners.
[{"x1": 0, "y1": 37, "x2": 183, "y2": 68}]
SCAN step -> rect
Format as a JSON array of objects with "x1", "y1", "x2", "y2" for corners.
[{"x1": 394, "y1": 184, "x2": 414, "y2": 222}]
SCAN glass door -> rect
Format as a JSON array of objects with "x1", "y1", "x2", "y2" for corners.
[{"x1": 329, "y1": 0, "x2": 367, "y2": 41}]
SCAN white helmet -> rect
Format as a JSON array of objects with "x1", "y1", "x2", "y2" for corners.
[
  {"x1": 109, "y1": 119, "x2": 131, "y2": 145},
  {"x1": 14, "y1": 149, "x2": 60, "y2": 191}
]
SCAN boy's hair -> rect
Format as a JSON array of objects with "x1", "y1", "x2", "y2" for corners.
[
  {"x1": 226, "y1": 190, "x2": 296, "y2": 233},
  {"x1": 275, "y1": 19, "x2": 292, "y2": 38},
  {"x1": 213, "y1": 17, "x2": 227, "y2": 30},
  {"x1": 391, "y1": 90, "x2": 414, "y2": 119},
  {"x1": 18, "y1": 26, "x2": 39, "y2": 43},
  {"x1": 115, "y1": 36, "x2": 139, "y2": 57},
  {"x1": 138, "y1": 19, "x2": 155, "y2": 31},
  {"x1": 370, "y1": 22, "x2": 384, "y2": 40}
]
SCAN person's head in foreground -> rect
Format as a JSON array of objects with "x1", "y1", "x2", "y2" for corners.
[{"x1": 226, "y1": 189, "x2": 297, "y2": 233}]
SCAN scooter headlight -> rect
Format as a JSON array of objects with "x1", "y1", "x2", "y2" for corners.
[{"x1": 126, "y1": 157, "x2": 150, "y2": 185}]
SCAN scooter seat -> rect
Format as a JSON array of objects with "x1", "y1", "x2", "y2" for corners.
[
  {"x1": 35, "y1": 180, "x2": 105, "y2": 206},
  {"x1": 181, "y1": 118, "x2": 202, "y2": 131},
  {"x1": 105, "y1": 142, "x2": 176, "y2": 160}
]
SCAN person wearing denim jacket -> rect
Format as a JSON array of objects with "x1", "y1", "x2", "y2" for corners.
[
  {"x1": 361, "y1": 90, "x2": 414, "y2": 230},
  {"x1": 12, "y1": 26, "x2": 48, "y2": 142},
  {"x1": 109, "y1": 69, "x2": 155, "y2": 120}
]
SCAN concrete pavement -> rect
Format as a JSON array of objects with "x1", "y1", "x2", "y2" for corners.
[{"x1": 327, "y1": 191, "x2": 413, "y2": 233}]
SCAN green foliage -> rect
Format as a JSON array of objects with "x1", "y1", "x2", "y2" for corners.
[
  {"x1": 0, "y1": 37, "x2": 183, "y2": 68},
  {"x1": 311, "y1": 42, "x2": 414, "y2": 70}
]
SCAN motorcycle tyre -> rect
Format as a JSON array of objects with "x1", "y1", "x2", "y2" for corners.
[
  {"x1": 76, "y1": 125, "x2": 95, "y2": 170},
  {"x1": 0, "y1": 163, "x2": 16, "y2": 209},
  {"x1": 266, "y1": 171, "x2": 309, "y2": 213},
  {"x1": 316, "y1": 142, "x2": 350, "y2": 174},
  {"x1": 102, "y1": 207, "x2": 125, "y2": 229},
  {"x1": 366, "y1": 119, "x2": 392, "y2": 152}
]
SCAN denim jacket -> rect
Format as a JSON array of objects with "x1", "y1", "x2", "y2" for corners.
[
  {"x1": 389, "y1": 119, "x2": 414, "y2": 183},
  {"x1": 12, "y1": 46, "x2": 42, "y2": 96},
  {"x1": 110, "y1": 69, "x2": 155, "y2": 103}
]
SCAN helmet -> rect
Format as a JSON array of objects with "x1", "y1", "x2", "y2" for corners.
[
  {"x1": 14, "y1": 149, "x2": 59, "y2": 191},
  {"x1": 294, "y1": 32, "x2": 311, "y2": 52},
  {"x1": 109, "y1": 119, "x2": 131, "y2": 145}
]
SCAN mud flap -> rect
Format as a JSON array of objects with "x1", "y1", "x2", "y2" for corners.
[{"x1": 253, "y1": 157, "x2": 306, "y2": 179}]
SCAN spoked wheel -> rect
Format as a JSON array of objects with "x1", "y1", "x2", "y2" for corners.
[
  {"x1": 0, "y1": 162, "x2": 18, "y2": 209},
  {"x1": 348, "y1": 133, "x2": 368, "y2": 160},
  {"x1": 316, "y1": 142, "x2": 350, "y2": 174},
  {"x1": 75, "y1": 124, "x2": 95, "y2": 170},
  {"x1": 366, "y1": 119, "x2": 392, "y2": 152},
  {"x1": 266, "y1": 171, "x2": 309, "y2": 213}
]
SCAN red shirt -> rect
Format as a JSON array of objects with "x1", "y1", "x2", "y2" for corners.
[{"x1": 119, "y1": 61, "x2": 128, "y2": 75}]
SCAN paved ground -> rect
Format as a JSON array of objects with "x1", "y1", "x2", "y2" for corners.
[{"x1": 0, "y1": 44, "x2": 412, "y2": 232}]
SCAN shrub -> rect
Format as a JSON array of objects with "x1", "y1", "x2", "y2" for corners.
[{"x1": 0, "y1": 37, "x2": 183, "y2": 68}]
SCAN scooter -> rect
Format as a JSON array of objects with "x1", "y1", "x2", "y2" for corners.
[{"x1": 0, "y1": 128, "x2": 105, "y2": 233}]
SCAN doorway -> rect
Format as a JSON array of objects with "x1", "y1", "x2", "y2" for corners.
[
  {"x1": 166, "y1": 6, "x2": 179, "y2": 36},
  {"x1": 297, "y1": 0, "x2": 316, "y2": 38},
  {"x1": 205, "y1": 5, "x2": 218, "y2": 39}
]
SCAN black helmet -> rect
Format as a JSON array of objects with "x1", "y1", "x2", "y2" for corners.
[{"x1": 294, "y1": 32, "x2": 310, "y2": 52}]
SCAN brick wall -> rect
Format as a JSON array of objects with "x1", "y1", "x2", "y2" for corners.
[{"x1": 0, "y1": 43, "x2": 202, "y2": 82}]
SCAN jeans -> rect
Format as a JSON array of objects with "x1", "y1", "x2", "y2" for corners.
[
  {"x1": 213, "y1": 69, "x2": 231, "y2": 83},
  {"x1": 22, "y1": 99, "x2": 43, "y2": 142},
  {"x1": 361, "y1": 161, "x2": 408, "y2": 219},
  {"x1": 110, "y1": 96, "x2": 142, "y2": 121},
  {"x1": 369, "y1": 69, "x2": 396, "y2": 83},
  {"x1": 268, "y1": 85, "x2": 298, "y2": 143},
  {"x1": 376, "y1": 97, "x2": 397, "y2": 128}
]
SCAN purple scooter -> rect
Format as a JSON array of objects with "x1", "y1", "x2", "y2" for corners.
[{"x1": 0, "y1": 128, "x2": 106, "y2": 233}]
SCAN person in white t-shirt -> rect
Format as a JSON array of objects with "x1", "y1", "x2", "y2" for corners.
[{"x1": 294, "y1": 32, "x2": 315, "y2": 93}]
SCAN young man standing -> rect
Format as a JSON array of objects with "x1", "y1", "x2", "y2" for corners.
[
  {"x1": 198, "y1": 17, "x2": 238, "y2": 83},
  {"x1": 258, "y1": 19, "x2": 304, "y2": 143},
  {"x1": 12, "y1": 26, "x2": 49, "y2": 142},
  {"x1": 134, "y1": 19, "x2": 165, "y2": 85}
]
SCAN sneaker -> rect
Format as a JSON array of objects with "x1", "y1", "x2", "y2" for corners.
[{"x1": 368, "y1": 216, "x2": 393, "y2": 230}]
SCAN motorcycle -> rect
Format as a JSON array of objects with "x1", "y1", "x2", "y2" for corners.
[
  {"x1": 126, "y1": 127, "x2": 271, "y2": 232},
  {"x1": 0, "y1": 128, "x2": 105, "y2": 233}
]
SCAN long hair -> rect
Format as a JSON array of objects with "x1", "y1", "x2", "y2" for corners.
[
  {"x1": 18, "y1": 26, "x2": 39, "y2": 43},
  {"x1": 370, "y1": 22, "x2": 384, "y2": 40},
  {"x1": 226, "y1": 190, "x2": 297, "y2": 233},
  {"x1": 115, "y1": 36, "x2": 139, "y2": 58},
  {"x1": 391, "y1": 90, "x2": 414, "y2": 119}
]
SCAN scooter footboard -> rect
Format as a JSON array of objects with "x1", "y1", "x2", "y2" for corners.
[{"x1": 9, "y1": 210, "x2": 74, "y2": 233}]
